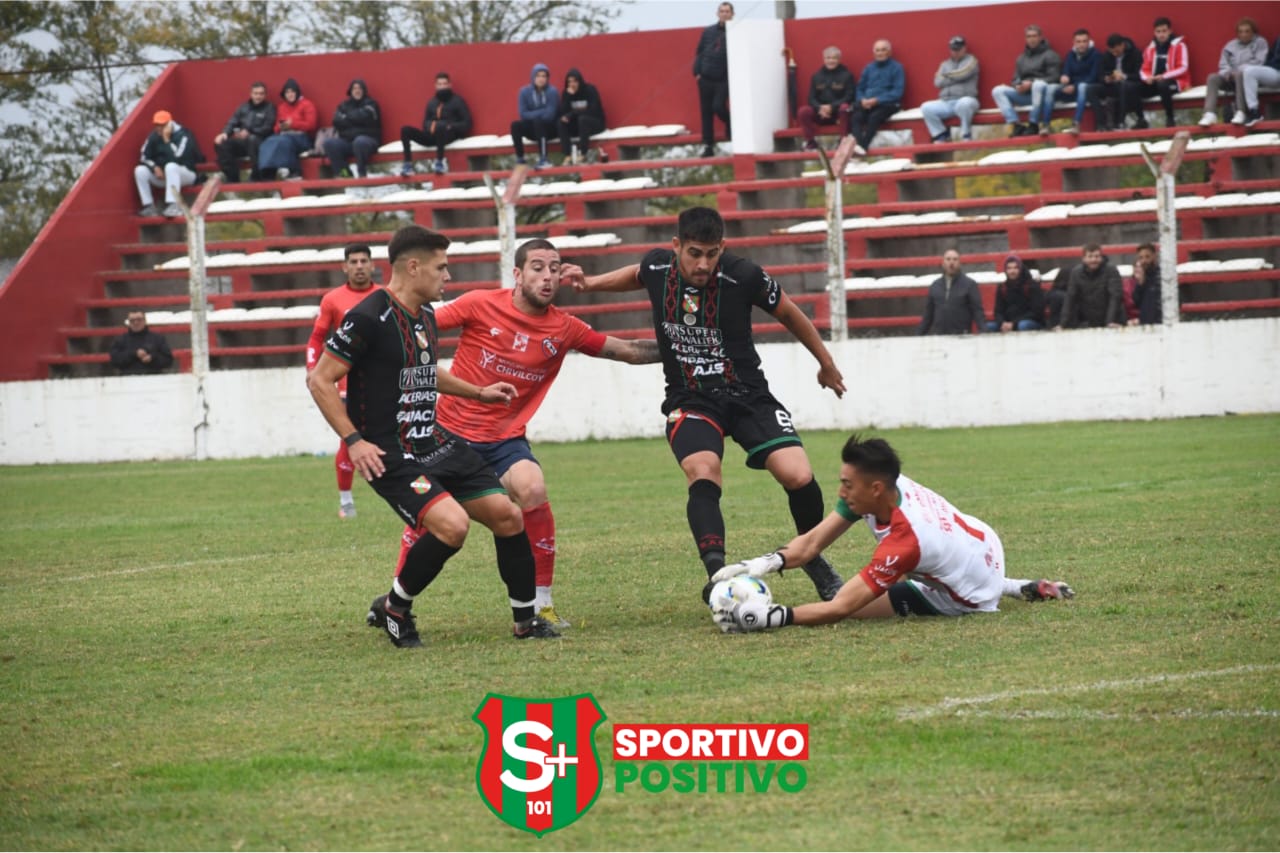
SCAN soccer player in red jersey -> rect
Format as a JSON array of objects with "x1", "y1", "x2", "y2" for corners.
[
  {"x1": 306, "y1": 244, "x2": 377, "y2": 519},
  {"x1": 392, "y1": 239, "x2": 658, "y2": 627}
]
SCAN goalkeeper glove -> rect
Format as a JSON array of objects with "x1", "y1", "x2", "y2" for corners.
[{"x1": 711, "y1": 550, "x2": 785, "y2": 584}]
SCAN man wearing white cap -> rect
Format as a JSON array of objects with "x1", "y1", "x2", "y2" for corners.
[{"x1": 134, "y1": 110, "x2": 201, "y2": 218}]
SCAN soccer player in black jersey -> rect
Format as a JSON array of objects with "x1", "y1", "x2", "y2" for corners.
[
  {"x1": 307, "y1": 225, "x2": 560, "y2": 647},
  {"x1": 569, "y1": 206, "x2": 849, "y2": 604}
]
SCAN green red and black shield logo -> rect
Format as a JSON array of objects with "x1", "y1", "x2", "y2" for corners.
[{"x1": 473, "y1": 693, "x2": 605, "y2": 836}]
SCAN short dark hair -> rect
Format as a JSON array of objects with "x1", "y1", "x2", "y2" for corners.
[
  {"x1": 1136, "y1": 242, "x2": 1156, "y2": 254},
  {"x1": 344, "y1": 242, "x2": 371, "y2": 260},
  {"x1": 1083, "y1": 242, "x2": 1103, "y2": 254},
  {"x1": 1073, "y1": 28, "x2": 1090, "y2": 38},
  {"x1": 515, "y1": 238, "x2": 558, "y2": 268},
  {"x1": 840, "y1": 434, "x2": 901, "y2": 486},
  {"x1": 436, "y1": 71, "x2": 450, "y2": 81},
  {"x1": 388, "y1": 225, "x2": 449, "y2": 266},
  {"x1": 1106, "y1": 33, "x2": 1126, "y2": 48},
  {"x1": 1237, "y1": 17, "x2": 1257, "y2": 33},
  {"x1": 251, "y1": 81, "x2": 267, "y2": 91},
  {"x1": 677, "y1": 206, "x2": 725, "y2": 244},
  {"x1": 1153, "y1": 16, "x2": 1171, "y2": 29}
]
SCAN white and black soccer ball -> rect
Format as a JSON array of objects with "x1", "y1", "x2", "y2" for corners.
[{"x1": 707, "y1": 575, "x2": 772, "y2": 612}]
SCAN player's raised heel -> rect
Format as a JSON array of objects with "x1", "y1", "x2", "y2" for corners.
[
  {"x1": 1021, "y1": 580, "x2": 1075, "y2": 602},
  {"x1": 513, "y1": 616, "x2": 561, "y2": 639},
  {"x1": 802, "y1": 554, "x2": 845, "y2": 601},
  {"x1": 378, "y1": 600, "x2": 422, "y2": 648},
  {"x1": 366, "y1": 594, "x2": 387, "y2": 627}
]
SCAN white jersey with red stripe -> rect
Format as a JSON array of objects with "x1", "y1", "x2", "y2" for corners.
[{"x1": 846, "y1": 474, "x2": 1006, "y2": 612}]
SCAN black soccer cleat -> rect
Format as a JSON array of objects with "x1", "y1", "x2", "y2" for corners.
[
  {"x1": 378, "y1": 600, "x2": 422, "y2": 648},
  {"x1": 366, "y1": 594, "x2": 388, "y2": 628},
  {"x1": 802, "y1": 554, "x2": 845, "y2": 602},
  {"x1": 1021, "y1": 580, "x2": 1075, "y2": 602},
  {"x1": 702, "y1": 579, "x2": 717, "y2": 606},
  {"x1": 513, "y1": 616, "x2": 562, "y2": 640}
]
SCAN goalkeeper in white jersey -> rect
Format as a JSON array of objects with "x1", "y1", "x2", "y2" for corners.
[{"x1": 711, "y1": 434, "x2": 1073, "y2": 632}]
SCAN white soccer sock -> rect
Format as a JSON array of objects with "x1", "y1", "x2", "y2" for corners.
[
  {"x1": 535, "y1": 585, "x2": 552, "y2": 608},
  {"x1": 339, "y1": 490, "x2": 353, "y2": 504}
]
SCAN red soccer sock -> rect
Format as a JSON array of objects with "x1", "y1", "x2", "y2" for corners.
[
  {"x1": 522, "y1": 502, "x2": 556, "y2": 588},
  {"x1": 394, "y1": 525, "x2": 419, "y2": 578},
  {"x1": 335, "y1": 441, "x2": 355, "y2": 491}
]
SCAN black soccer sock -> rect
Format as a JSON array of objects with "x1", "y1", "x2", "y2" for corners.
[
  {"x1": 394, "y1": 530, "x2": 461, "y2": 603},
  {"x1": 786, "y1": 477, "x2": 825, "y2": 534},
  {"x1": 687, "y1": 479, "x2": 726, "y2": 576},
  {"x1": 495, "y1": 531, "x2": 537, "y2": 623}
]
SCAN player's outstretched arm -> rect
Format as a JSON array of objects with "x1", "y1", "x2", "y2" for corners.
[
  {"x1": 772, "y1": 293, "x2": 847, "y2": 398},
  {"x1": 712, "y1": 512, "x2": 854, "y2": 583},
  {"x1": 568, "y1": 263, "x2": 643, "y2": 293},
  {"x1": 437, "y1": 365, "x2": 517, "y2": 405},
  {"x1": 307, "y1": 353, "x2": 386, "y2": 480},
  {"x1": 599, "y1": 335, "x2": 660, "y2": 364}
]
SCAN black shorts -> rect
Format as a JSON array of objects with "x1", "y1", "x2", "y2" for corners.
[
  {"x1": 663, "y1": 387, "x2": 802, "y2": 470},
  {"x1": 368, "y1": 438, "x2": 506, "y2": 529},
  {"x1": 888, "y1": 581, "x2": 944, "y2": 617}
]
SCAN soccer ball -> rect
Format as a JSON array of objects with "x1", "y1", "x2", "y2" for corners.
[{"x1": 707, "y1": 575, "x2": 772, "y2": 612}]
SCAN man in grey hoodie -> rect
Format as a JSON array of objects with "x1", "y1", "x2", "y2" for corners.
[
  {"x1": 511, "y1": 63, "x2": 559, "y2": 169},
  {"x1": 920, "y1": 35, "x2": 980, "y2": 142},
  {"x1": 991, "y1": 24, "x2": 1062, "y2": 137},
  {"x1": 1198, "y1": 17, "x2": 1269, "y2": 126}
]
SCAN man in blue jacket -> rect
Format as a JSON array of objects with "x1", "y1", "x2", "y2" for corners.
[
  {"x1": 850, "y1": 40, "x2": 905, "y2": 154},
  {"x1": 511, "y1": 63, "x2": 559, "y2": 169},
  {"x1": 1057, "y1": 29, "x2": 1102, "y2": 133}
]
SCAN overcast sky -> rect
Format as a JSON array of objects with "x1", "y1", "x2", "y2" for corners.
[{"x1": 608, "y1": 0, "x2": 1016, "y2": 32}]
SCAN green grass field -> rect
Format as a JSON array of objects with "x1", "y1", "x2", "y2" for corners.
[{"x1": 2, "y1": 416, "x2": 1278, "y2": 850}]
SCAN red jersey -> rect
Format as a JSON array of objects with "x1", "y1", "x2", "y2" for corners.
[
  {"x1": 307, "y1": 282, "x2": 378, "y2": 393},
  {"x1": 436, "y1": 288, "x2": 606, "y2": 442}
]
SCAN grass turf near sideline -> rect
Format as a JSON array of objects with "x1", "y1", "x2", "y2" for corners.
[{"x1": 1, "y1": 415, "x2": 1278, "y2": 849}]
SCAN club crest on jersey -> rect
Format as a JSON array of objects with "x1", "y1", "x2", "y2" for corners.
[
  {"x1": 513, "y1": 333, "x2": 529, "y2": 352},
  {"x1": 682, "y1": 292, "x2": 700, "y2": 314},
  {"x1": 542, "y1": 338, "x2": 560, "y2": 358},
  {"x1": 410, "y1": 476, "x2": 431, "y2": 495},
  {"x1": 415, "y1": 329, "x2": 430, "y2": 351}
]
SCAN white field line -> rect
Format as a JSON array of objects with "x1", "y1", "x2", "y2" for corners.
[
  {"x1": 898, "y1": 663, "x2": 1280, "y2": 721},
  {"x1": 951, "y1": 708, "x2": 1280, "y2": 721},
  {"x1": 48, "y1": 548, "x2": 342, "y2": 584}
]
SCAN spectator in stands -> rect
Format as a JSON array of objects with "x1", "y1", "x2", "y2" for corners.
[
  {"x1": 134, "y1": 110, "x2": 201, "y2": 218},
  {"x1": 1057, "y1": 29, "x2": 1102, "y2": 134},
  {"x1": 511, "y1": 63, "x2": 558, "y2": 169},
  {"x1": 258, "y1": 78, "x2": 317, "y2": 181},
  {"x1": 109, "y1": 311, "x2": 174, "y2": 374},
  {"x1": 557, "y1": 68, "x2": 606, "y2": 165},
  {"x1": 399, "y1": 72, "x2": 472, "y2": 177},
  {"x1": 1198, "y1": 18, "x2": 1268, "y2": 127},
  {"x1": 693, "y1": 2, "x2": 733, "y2": 158},
  {"x1": 324, "y1": 79, "x2": 382, "y2": 179},
  {"x1": 850, "y1": 40, "x2": 905, "y2": 155},
  {"x1": 213, "y1": 81, "x2": 276, "y2": 183},
  {"x1": 1135, "y1": 17, "x2": 1190, "y2": 128},
  {"x1": 1128, "y1": 242, "x2": 1162, "y2": 325},
  {"x1": 1240, "y1": 37, "x2": 1280, "y2": 127},
  {"x1": 988, "y1": 254, "x2": 1045, "y2": 332},
  {"x1": 797, "y1": 46, "x2": 856, "y2": 151},
  {"x1": 1058, "y1": 244, "x2": 1124, "y2": 330},
  {"x1": 920, "y1": 35, "x2": 980, "y2": 143},
  {"x1": 992, "y1": 25, "x2": 1062, "y2": 137},
  {"x1": 1096, "y1": 34, "x2": 1143, "y2": 131},
  {"x1": 918, "y1": 249, "x2": 985, "y2": 336}
]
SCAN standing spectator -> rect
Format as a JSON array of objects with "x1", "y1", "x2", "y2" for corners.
[
  {"x1": 257, "y1": 78, "x2": 317, "y2": 181},
  {"x1": 918, "y1": 249, "x2": 985, "y2": 335},
  {"x1": 988, "y1": 255, "x2": 1045, "y2": 332},
  {"x1": 134, "y1": 110, "x2": 202, "y2": 218},
  {"x1": 1095, "y1": 33, "x2": 1143, "y2": 131},
  {"x1": 849, "y1": 39, "x2": 905, "y2": 154},
  {"x1": 1058, "y1": 244, "x2": 1124, "y2": 329},
  {"x1": 399, "y1": 72, "x2": 472, "y2": 177},
  {"x1": 324, "y1": 79, "x2": 382, "y2": 179},
  {"x1": 796, "y1": 46, "x2": 856, "y2": 151},
  {"x1": 557, "y1": 68, "x2": 606, "y2": 165},
  {"x1": 1128, "y1": 242, "x2": 1162, "y2": 325},
  {"x1": 213, "y1": 81, "x2": 276, "y2": 183},
  {"x1": 1240, "y1": 37, "x2": 1280, "y2": 127},
  {"x1": 109, "y1": 311, "x2": 174, "y2": 374},
  {"x1": 992, "y1": 24, "x2": 1062, "y2": 137},
  {"x1": 1135, "y1": 17, "x2": 1190, "y2": 128},
  {"x1": 1057, "y1": 29, "x2": 1102, "y2": 134},
  {"x1": 920, "y1": 35, "x2": 980, "y2": 143},
  {"x1": 511, "y1": 63, "x2": 559, "y2": 169},
  {"x1": 1198, "y1": 18, "x2": 1268, "y2": 127},
  {"x1": 693, "y1": 2, "x2": 733, "y2": 157}
]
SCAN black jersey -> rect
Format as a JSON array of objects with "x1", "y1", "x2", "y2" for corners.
[
  {"x1": 638, "y1": 247, "x2": 783, "y2": 395},
  {"x1": 324, "y1": 288, "x2": 453, "y2": 457}
]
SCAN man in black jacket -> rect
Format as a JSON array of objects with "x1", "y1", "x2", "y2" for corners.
[
  {"x1": 919, "y1": 249, "x2": 986, "y2": 335},
  {"x1": 133, "y1": 110, "x2": 203, "y2": 218},
  {"x1": 693, "y1": 2, "x2": 733, "y2": 157},
  {"x1": 109, "y1": 311, "x2": 174, "y2": 374},
  {"x1": 1094, "y1": 34, "x2": 1143, "y2": 131},
  {"x1": 213, "y1": 81, "x2": 276, "y2": 182},
  {"x1": 796, "y1": 47, "x2": 856, "y2": 151},
  {"x1": 1058, "y1": 244, "x2": 1124, "y2": 329},
  {"x1": 323, "y1": 78, "x2": 382, "y2": 179},
  {"x1": 557, "y1": 68, "x2": 606, "y2": 165},
  {"x1": 399, "y1": 72, "x2": 471, "y2": 177},
  {"x1": 1128, "y1": 242, "x2": 1162, "y2": 325}
]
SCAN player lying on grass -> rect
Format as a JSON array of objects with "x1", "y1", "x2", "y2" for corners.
[{"x1": 711, "y1": 434, "x2": 1072, "y2": 631}]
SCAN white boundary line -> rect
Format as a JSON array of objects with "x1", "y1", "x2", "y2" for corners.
[
  {"x1": 898, "y1": 663, "x2": 1280, "y2": 721},
  {"x1": 950, "y1": 708, "x2": 1280, "y2": 721},
  {"x1": 45, "y1": 547, "x2": 347, "y2": 584}
]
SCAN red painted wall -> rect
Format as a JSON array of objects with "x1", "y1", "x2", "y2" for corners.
[{"x1": 2, "y1": 1, "x2": 1274, "y2": 381}]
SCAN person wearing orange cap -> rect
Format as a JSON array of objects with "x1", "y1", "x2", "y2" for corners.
[{"x1": 134, "y1": 110, "x2": 203, "y2": 217}]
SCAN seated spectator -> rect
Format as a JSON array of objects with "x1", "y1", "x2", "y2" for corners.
[
  {"x1": 992, "y1": 25, "x2": 1062, "y2": 137},
  {"x1": 1096, "y1": 33, "x2": 1143, "y2": 131},
  {"x1": 257, "y1": 79, "x2": 317, "y2": 181},
  {"x1": 1199, "y1": 18, "x2": 1268, "y2": 127},
  {"x1": 797, "y1": 46, "x2": 856, "y2": 151},
  {"x1": 511, "y1": 63, "x2": 559, "y2": 169},
  {"x1": 134, "y1": 110, "x2": 201, "y2": 218},
  {"x1": 987, "y1": 255, "x2": 1045, "y2": 332},
  {"x1": 849, "y1": 39, "x2": 904, "y2": 154},
  {"x1": 1240, "y1": 37, "x2": 1280, "y2": 127},
  {"x1": 1057, "y1": 29, "x2": 1102, "y2": 133},
  {"x1": 918, "y1": 249, "x2": 984, "y2": 335},
  {"x1": 400, "y1": 72, "x2": 472, "y2": 176},
  {"x1": 1133, "y1": 17, "x2": 1190, "y2": 128},
  {"x1": 324, "y1": 79, "x2": 382, "y2": 179},
  {"x1": 109, "y1": 311, "x2": 174, "y2": 374},
  {"x1": 920, "y1": 35, "x2": 980, "y2": 143},
  {"x1": 557, "y1": 68, "x2": 606, "y2": 165},
  {"x1": 213, "y1": 81, "x2": 276, "y2": 183},
  {"x1": 1057, "y1": 243, "x2": 1124, "y2": 330},
  {"x1": 1128, "y1": 242, "x2": 1162, "y2": 325}
]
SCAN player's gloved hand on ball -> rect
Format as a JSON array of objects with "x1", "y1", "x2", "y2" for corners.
[
  {"x1": 711, "y1": 551, "x2": 784, "y2": 583},
  {"x1": 712, "y1": 599, "x2": 789, "y2": 633}
]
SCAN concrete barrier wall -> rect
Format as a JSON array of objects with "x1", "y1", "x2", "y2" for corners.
[{"x1": 2, "y1": 318, "x2": 1277, "y2": 466}]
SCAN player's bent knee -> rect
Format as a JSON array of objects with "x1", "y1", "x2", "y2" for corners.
[{"x1": 421, "y1": 507, "x2": 469, "y2": 547}]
